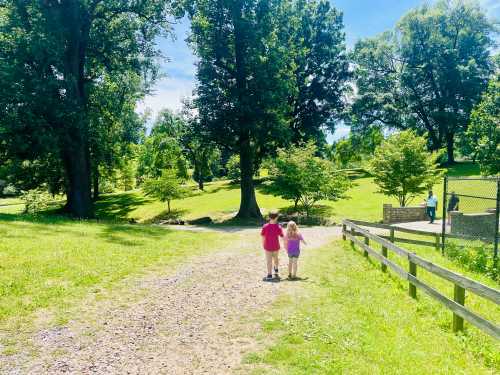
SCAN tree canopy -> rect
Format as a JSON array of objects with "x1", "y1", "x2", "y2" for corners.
[
  {"x1": 350, "y1": 0, "x2": 496, "y2": 163},
  {"x1": 370, "y1": 130, "x2": 443, "y2": 207},
  {"x1": 466, "y1": 76, "x2": 500, "y2": 176},
  {"x1": 185, "y1": 0, "x2": 349, "y2": 218},
  {"x1": 0, "y1": 0, "x2": 175, "y2": 217}
]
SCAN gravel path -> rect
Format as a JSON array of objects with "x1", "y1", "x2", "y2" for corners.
[{"x1": 2, "y1": 226, "x2": 341, "y2": 375}]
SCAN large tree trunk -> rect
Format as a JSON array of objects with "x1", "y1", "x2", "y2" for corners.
[
  {"x1": 63, "y1": 139, "x2": 93, "y2": 218},
  {"x1": 231, "y1": 6, "x2": 262, "y2": 220},
  {"x1": 60, "y1": 1, "x2": 93, "y2": 217},
  {"x1": 236, "y1": 136, "x2": 262, "y2": 219},
  {"x1": 446, "y1": 132, "x2": 455, "y2": 164}
]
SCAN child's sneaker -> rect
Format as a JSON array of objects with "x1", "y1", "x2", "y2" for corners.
[
  {"x1": 263, "y1": 274, "x2": 273, "y2": 282},
  {"x1": 274, "y1": 273, "x2": 280, "y2": 280}
]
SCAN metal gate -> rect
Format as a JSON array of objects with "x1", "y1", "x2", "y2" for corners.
[{"x1": 441, "y1": 176, "x2": 500, "y2": 261}]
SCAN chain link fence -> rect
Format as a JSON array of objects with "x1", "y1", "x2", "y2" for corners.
[{"x1": 441, "y1": 176, "x2": 499, "y2": 267}]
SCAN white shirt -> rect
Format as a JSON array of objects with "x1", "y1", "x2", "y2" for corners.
[{"x1": 426, "y1": 196, "x2": 438, "y2": 207}]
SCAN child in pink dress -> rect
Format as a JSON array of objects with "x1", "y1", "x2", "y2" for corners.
[{"x1": 284, "y1": 221, "x2": 306, "y2": 280}]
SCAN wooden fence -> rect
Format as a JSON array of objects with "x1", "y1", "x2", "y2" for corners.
[
  {"x1": 342, "y1": 220, "x2": 500, "y2": 340},
  {"x1": 346, "y1": 219, "x2": 494, "y2": 255}
]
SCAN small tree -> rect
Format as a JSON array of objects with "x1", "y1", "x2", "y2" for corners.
[
  {"x1": 269, "y1": 143, "x2": 350, "y2": 216},
  {"x1": 370, "y1": 130, "x2": 443, "y2": 207},
  {"x1": 466, "y1": 77, "x2": 499, "y2": 176},
  {"x1": 142, "y1": 170, "x2": 186, "y2": 214}
]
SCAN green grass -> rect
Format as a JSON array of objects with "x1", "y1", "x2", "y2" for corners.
[
  {"x1": 95, "y1": 161, "x2": 483, "y2": 224},
  {"x1": 0, "y1": 161, "x2": 482, "y2": 224},
  {"x1": 90, "y1": 178, "x2": 396, "y2": 224},
  {"x1": 245, "y1": 240, "x2": 499, "y2": 374},
  {"x1": 0, "y1": 213, "x2": 229, "y2": 331}
]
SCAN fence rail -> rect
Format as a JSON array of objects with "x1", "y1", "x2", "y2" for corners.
[
  {"x1": 348, "y1": 219, "x2": 494, "y2": 252},
  {"x1": 342, "y1": 219, "x2": 500, "y2": 340}
]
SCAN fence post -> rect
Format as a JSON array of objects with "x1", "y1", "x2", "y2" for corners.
[
  {"x1": 364, "y1": 236, "x2": 369, "y2": 257},
  {"x1": 452, "y1": 284, "x2": 465, "y2": 332},
  {"x1": 342, "y1": 223, "x2": 346, "y2": 241},
  {"x1": 390, "y1": 228, "x2": 395, "y2": 243},
  {"x1": 408, "y1": 258, "x2": 417, "y2": 299},
  {"x1": 441, "y1": 176, "x2": 448, "y2": 255},
  {"x1": 350, "y1": 227, "x2": 355, "y2": 246},
  {"x1": 381, "y1": 245, "x2": 388, "y2": 272}
]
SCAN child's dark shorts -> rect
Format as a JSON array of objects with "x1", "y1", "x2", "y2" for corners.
[{"x1": 287, "y1": 252, "x2": 300, "y2": 258}]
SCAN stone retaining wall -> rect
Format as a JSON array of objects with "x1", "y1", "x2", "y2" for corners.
[
  {"x1": 450, "y1": 211, "x2": 497, "y2": 239},
  {"x1": 383, "y1": 204, "x2": 428, "y2": 224}
]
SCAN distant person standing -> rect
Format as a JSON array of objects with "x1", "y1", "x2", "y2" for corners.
[
  {"x1": 447, "y1": 192, "x2": 460, "y2": 225},
  {"x1": 425, "y1": 190, "x2": 438, "y2": 224}
]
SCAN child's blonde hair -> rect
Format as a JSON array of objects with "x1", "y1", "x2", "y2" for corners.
[{"x1": 286, "y1": 221, "x2": 300, "y2": 239}]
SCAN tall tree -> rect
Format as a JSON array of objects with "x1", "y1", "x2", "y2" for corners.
[
  {"x1": 187, "y1": 0, "x2": 294, "y2": 219},
  {"x1": 0, "y1": 0, "x2": 174, "y2": 217},
  {"x1": 288, "y1": 0, "x2": 350, "y2": 145},
  {"x1": 185, "y1": 0, "x2": 349, "y2": 218},
  {"x1": 351, "y1": 1, "x2": 496, "y2": 163}
]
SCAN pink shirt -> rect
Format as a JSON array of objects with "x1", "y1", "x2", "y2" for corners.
[{"x1": 261, "y1": 223, "x2": 283, "y2": 251}]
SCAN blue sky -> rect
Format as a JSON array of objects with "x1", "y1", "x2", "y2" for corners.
[{"x1": 137, "y1": 0, "x2": 500, "y2": 141}]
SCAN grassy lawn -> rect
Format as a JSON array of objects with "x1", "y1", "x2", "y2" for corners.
[
  {"x1": 92, "y1": 161, "x2": 482, "y2": 224},
  {"x1": 0, "y1": 213, "x2": 229, "y2": 333},
  {"x1": 244, "y1": 240, "x2": 499, "y2": 374},
  {"x1": 0, "y1": 161, "x2": 482, "y2": 224},
  {"x1": 89, "y1": 178, "x2": 404, "y2": 224}
]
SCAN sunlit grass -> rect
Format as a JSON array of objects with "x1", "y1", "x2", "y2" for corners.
[
  {"x1": 0, "y1": 214, "x2": 229, "y2": 330},
  {"x1": 245, "y1": 240, "x2": 499, "y2": 374}
]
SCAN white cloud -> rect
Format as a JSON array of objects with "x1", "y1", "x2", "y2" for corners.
[{"x1": 136, "y1": 77, "x2": 195, "y2": 121}]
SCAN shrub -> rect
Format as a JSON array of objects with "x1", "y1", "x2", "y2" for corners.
[
  {"x1": 446, "y1": 241, "x2": 498, "y2": 281},
  {"x1": 21, "y1": 189, "x2": 54, "y2": 214}
]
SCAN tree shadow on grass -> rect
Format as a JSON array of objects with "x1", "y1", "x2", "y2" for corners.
[
  {"x1": 0, "y1": 211, "x2": 178, "y2": 248},
  {"x1": 94, "y1": 192, "x2": 153, "y2": 221}
]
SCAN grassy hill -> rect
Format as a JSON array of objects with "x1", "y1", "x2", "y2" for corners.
[{"x1": 91, "y1": 161, "x2": 482, "y2": 225}]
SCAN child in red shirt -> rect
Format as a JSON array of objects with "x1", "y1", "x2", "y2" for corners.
[{"x1": 261, "y1": 211, "x2": 284, "y2": 281}]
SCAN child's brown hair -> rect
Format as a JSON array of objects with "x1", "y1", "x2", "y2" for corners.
[{"x1": 268, "y1": 211, "x2": 279, "y2": 220}]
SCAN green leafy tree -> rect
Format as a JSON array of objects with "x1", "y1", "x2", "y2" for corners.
[
  {"x1": 370, "y1": 130, "x2": 443, "y2": 207},
  {"x1": 0, "y1": 1, "x2": 174, "y2": 217},
  {"x1": 466, "y1": 77, "x2": 500, "y2": 175},
  {"x1": 185, "y1": 0, "x2": 349, "y2": 219},
  {"x1": 179, "y1": 103, "x2": 221, "y2": 190},
  {"x1": 287, "y1": 0, "x2": 350, "y2": 145},
  {"x1": 186, "y1": 0, "x2": 294, "y2": 219},
  {"x1": 142, "y1": 169, "x2": 186, "y2": 214},
  {"x1": 351, "y1": 1, "x2": 495, "y2": 163},
  {"x1": 269, "y1": 142, "x2": 350, "y2": 215},
  {"x1": 137, "y1": 110, "x2": 188, "y2": 182}
]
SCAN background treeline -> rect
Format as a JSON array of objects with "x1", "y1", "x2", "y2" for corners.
[{"x1": 0, "y1": 0, "x2": 498, "y2": 218}]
